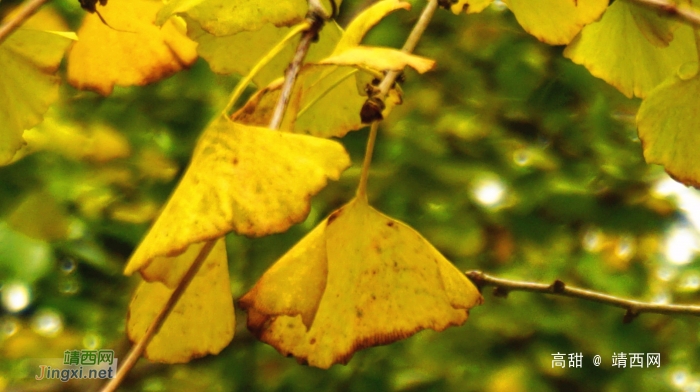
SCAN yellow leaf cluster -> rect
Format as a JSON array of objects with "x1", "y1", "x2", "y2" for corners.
[
  {"x1": 124, "y1": 118, "x2": 350, "y2": 288},
  {"x1": 240, "y1": 198, "x2": 483, "y2": 368},
  {"x1": 232, "y1": 0, "x2": 430, "y2": 137},
  {"x1": 68, "y1": 0, "x2": 198, "y2": 96}
]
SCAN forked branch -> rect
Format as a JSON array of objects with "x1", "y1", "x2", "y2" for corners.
[{"x1": 466, "y1": 271, "x2": 700, "y2": 323}]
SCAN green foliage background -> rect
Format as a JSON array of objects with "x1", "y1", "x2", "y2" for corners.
[{"x1": 1, "y1": 0, "x2": 699, "y2": 391}]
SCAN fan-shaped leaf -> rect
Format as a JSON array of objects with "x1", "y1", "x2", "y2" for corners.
[
  {"x1": 124, "y1": 118, "x2": 350, "y2": 287},
  {"x1": 505, "y1": 0, "x2": 608, "y2": 45},
  {"x1": 67, "y1": 0, "x2": 197, "y2": 96},
  {"x1": 127, "y1": 238, "x2": 234, "y2": 363},
  {"x1": 240, "y1": 198, "x2": 483, "y2": 368},
  {"x1": 637, "y1": 63, "x2": 700, "y2": 187},
  {"x1": 564, "y1": 1, "x2": 697, "y2": 98}
]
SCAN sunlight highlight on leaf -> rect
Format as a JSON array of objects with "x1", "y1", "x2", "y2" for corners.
[
  {"x1": 240, "y1": 197, "x2": 483, "y2": 369},
  {"x1": 127, "y1": 238, "x2": 234, "y2": 363},
  {"x1": 124, "y1": 118, "x2": 350, "y2": 287},
  {"x1": 67, "y1": 0, "x2": 197, "y2": 96}
]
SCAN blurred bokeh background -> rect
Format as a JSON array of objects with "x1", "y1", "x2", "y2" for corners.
[{"x1": 1, "y1": 0, "x2": 700, "y2": 391}]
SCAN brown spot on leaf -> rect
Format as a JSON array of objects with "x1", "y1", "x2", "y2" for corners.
[{"x1": 327, "y1": 208, "x2": 344, "y2": 225}]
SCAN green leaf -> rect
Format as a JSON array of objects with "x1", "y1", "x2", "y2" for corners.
[
  {"x1": 637, "y1": 62, "x2": 700, "y2": 187},
  {"x1": 564, "y1": 0, "x2": 697, "y2": 98}
]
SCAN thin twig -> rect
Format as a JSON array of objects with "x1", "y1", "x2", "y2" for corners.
[
  {"x1": 0, "y1": 0, "x2": 53, "y2": 45},
  {"x1": 466, "y1": 271, "x2": 700, "y2": 323},
  {"x1": 99, "y1": 240, "x2": 218, "y2": 392},
  {"x1": 377, "y1": 0, "x2": 439, "y2": 99},
  {"x1": 268, "y1": 0, "x2": 328, "y2": 130},
  {"x1": 222, "y1": 21, "x2": 310, "y2": 118},
  {"x1": 355, "y1": 0, "x2": 439, "y2": 197},
  {"x1": 356, "y1": 122, "x2": 379, "y2": 201},
  {"x1": 628, "y1": 0, "x2": 700, "y2": 27}
]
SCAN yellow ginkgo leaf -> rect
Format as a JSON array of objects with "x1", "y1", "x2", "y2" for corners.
[
  {"x1": 128, "y1": 238, "x2": 234, "y2": 363},
  {"x1": 232, "y1": 0, "x2": 419, "y2": 137},
  {"x1": 124, "y1": 118, "x2": 350, "y2": 287},
  {"x1": 563, "y1": 0, "x2": 697, "y2": 98},
  {"x1": 233, "y1": 65, "x2": 402, "y2": 138},
  {"x1": 333, "y1": 0, "x2": 411, "y2": 54},
  {"x1": 504, "y1": 0, "x2": 608, "y2": 45},
  {"x1": 319, "y1": 46, "x2": 436, "y2": 73},
  {"x1": 67, "y1": 0, "x2": 198, "y2": 96},
  {"x1": 157, "y1": 0, "x2": 308, "y2": 37},
  {"x1": 637, "y1": 64, "x2": 700, "y2": 187},
  {"x1": 188, "y1": 17, "x2": 342, "y2": 88},
  {"x1": 240, "y1": 197, "x2": 483, "y2": 369},
  {"x1": 0, "y1": 9, "x2": 75, "y2": 165}
]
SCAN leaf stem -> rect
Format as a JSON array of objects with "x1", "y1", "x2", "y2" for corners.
[
  {"x1": 466, "y1": 271, "x2": 700, "y2": 323},
  {"x1": 99, "y1": 240, "x2": 218, "y2": 392},
  {"x1": 356, "y1": 121, "x2": 379, "y2": 202},
  {"x1": 356, "y1": 0, "x2": 439, "y2": 199},
  {"x1": 0, "y1": 0, "x2": 53, "y2": 46},
  {"x1": 627, "y1": 0, "x2": 700, "y2": 27},
  {"x1": 222, "y1": 21, "x2": 310, "y2": 118},
  {"x1": 377, "y1": 0, "x2": 439, "y2": 99}
]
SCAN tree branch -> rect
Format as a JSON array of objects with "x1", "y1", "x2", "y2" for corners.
[
  {"x1": 466, "y1": 270, "x2": 700, "y2": 323},
  {"x1": 0, "y1": 0, "x2": 53, "y2": 45},
  {"x1": 628, "y1": 0, "x2": 700, "y2": 27},
  {"x1": 268, "y1": 0, "x2": 328, "y2": 130}
]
